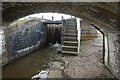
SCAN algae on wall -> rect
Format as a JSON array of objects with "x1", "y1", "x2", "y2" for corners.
[{"x1": 4, "y1": 18, "x2": 47, "y2": 63}]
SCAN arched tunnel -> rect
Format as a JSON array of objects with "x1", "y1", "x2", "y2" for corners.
[{"x1": 1, "y1": 2, "x2": 120, "y2": 79}]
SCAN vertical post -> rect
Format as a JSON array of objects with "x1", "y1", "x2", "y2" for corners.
[
  {"x1": 76, "y1": 18, "x2": 82, "y2": 54},
  {"x1": 61, "y1": 20, "x2": 65, "y2": 51},
  {"x1": 103, "y1": 33, "x2": 105, "y2": 64},
  {"x1": 62, "y1": 16, "x2": 63, "y2": 20},
  {"x1": 52, "y1": 16, "x2": 54, "y2": 21},
  {"x1": 104, "y1": 33, "x2": 109, "y2": 67},
  {"x1": 42, "y1": 16, "x2": 43, "y2": 20}
]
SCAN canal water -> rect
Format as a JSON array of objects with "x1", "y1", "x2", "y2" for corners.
[
  {"x1": 2, "y1": 35, "x2": 103, "y2": 78},
  {"x1": 2, "y1": 45, "x2": 58, "y2": 78}
]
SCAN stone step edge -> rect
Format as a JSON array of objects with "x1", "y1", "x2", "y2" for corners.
[
  {"x1": 62, "y1": 51, "x2": 78, "y2": 54},
  {"x1": 63, "y1": 41, "x2": 78, "y2": 43},
  {"x1": 62, "y1": 45, "x2": 78, "y2": 48}
]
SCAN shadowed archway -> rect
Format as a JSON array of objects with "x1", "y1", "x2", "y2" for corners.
[{"x1": 2, "y1": 2, "x2": 120, "y2": 79}]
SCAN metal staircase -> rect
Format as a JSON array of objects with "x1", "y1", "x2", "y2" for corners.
[{"x1": 62, "y1": 18, "x2": 80, "y2": 55}]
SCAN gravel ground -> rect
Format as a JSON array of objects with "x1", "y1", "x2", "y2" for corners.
[{"x1": 48, "y1": 36, "x2": 115, "y2": 79}]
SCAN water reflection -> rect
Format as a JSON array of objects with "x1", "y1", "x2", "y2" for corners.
[{"x1": 2, "y1": 45, "x2": 57, "y2": 78}]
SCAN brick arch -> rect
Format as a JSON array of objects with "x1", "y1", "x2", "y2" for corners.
[
  {"x1": 2, "y1": 2, "x2": 120, "y2": 33},
  {"x1": 2, "y1": 2, "x2": 120, "y2": 79}
]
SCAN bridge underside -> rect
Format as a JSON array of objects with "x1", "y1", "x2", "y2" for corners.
[{"x1": 2, "y1": 2, "x2": 120, "y2": 79}]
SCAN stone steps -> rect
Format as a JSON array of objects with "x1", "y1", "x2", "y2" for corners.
[
  {"x1": 62, "y1": 45, "x2": 78, "y2": 52},
  {"x1": 63, "y1": 41, "x2": 78, "y2": 46},
  {"x1": 62, "y1": 18, "x2": 78, "y2": 55},
  {"x1": 65, "y1": 26, "x2": 77, "y2": 28},
  {"x1": 62, "y1": 51, "x2": 78, "y2": 55},
  {"x1": 63, "y1": 37, "x2": 77, "y2": 41},
  {"x1": 64, "y1": 30, "x2": 77, "y2": 33},
  {"x1": 64, "y1": 33, "x2": 77, "y2": 37}
]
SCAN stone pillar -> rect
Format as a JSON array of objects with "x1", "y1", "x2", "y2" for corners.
[{"x1": 106, "y1": 33, "x2": 120, "y2": 79}]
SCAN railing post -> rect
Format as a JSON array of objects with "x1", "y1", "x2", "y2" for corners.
[{"x1": 76, "y1": 18, "x2": 82, "y2": 54}]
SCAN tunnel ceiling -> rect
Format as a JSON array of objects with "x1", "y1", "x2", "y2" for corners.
[{"x1": 2, "y1": 2, "x2": 120, "y2": 33}]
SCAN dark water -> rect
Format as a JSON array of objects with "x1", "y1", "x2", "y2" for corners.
[{"x1": 2, "y1": 46, "x2": 56, "y2": 78}]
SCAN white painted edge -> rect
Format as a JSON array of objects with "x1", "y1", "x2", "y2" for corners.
[
  {"x1": 1, "y1": 0, "x2": 120, "y2": 2},
  {"x1": 76, "y1": 18, "x2": 82, "y2": 54}
]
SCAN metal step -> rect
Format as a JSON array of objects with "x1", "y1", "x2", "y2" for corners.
[
  {"x1": 64, "y1": 26, "x2": 77, "y2": 28},
  {"x1": 65, "y1": 30, "x2": 77, "y2": 33},
  {"x1": 62, "y1": 51, "x2": 78, "y2": 55},
  {"x1": 63, "y1": 41, "x2": 78, "y2": 43},
  {"x1": 63, "y1": 41, "x2": 78, "y2": 46},
  {"x1": 64, "y1": 33, "x2": 77, "y2": 37},
  {"x1": 62, "y1": 45, "x2": 78, "y2": 48},
  {"x1": 66, "y1": 24, "x2": 76, "y2": 26},
  {"x1": 62, "y1": 45, "x2": 78, "y2": 52},
  {"x1": 64, "y1": 28, "x2": 77, "y2": 31},
  {"x1": 63, "y1": 37, "x2": 77, "y2": 41},
  {"x1": 64, "y1": 33, "x2": 77, "y2": 35},
  {"x1": 65, "y1": 25, "x2": 77, "y2": 27}
]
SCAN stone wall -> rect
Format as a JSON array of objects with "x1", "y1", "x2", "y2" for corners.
[
  {"x1": 1, "y1": 2, "x2": 120, "y2": 79},
  {"x1": 4, "y1": 18, "x2": 47, "y2": 64},
  {"x1": 106, "y1": 33, "x2": 120, "y2": 79},
  {"x1": 81, "y1": 20, "x2": 98, "y2": 41},
  {"x1": 1, "y1": 28, "x2": 8, "y2": 66}
]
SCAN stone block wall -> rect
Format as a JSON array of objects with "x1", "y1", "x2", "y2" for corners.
[
  {"x1": 107, "y1": 33, "x2": 120, "y2": 79},
  {"x1": 4, "y1": 18, "x2": 47, "y2": 63},
  {"x1": 81, "y1": 20, "x2": 98, "y2": 41},
  {"x1": 103, "y1": 33, "x2": 120, "y2": 79}
]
